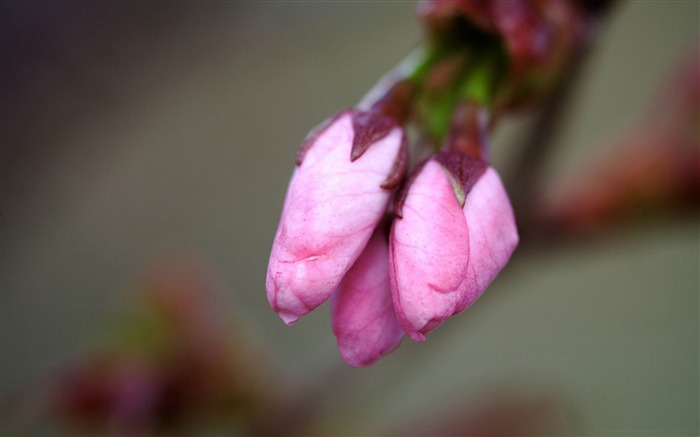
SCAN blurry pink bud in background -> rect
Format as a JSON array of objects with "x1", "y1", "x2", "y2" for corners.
[
  {"x1": 390, "y1": 155, "x2": 518, "y2": 341},
  {"x1": 331, "y1": 227, "x2": 403, "y2": 367},
  {"x1": 267, "y1": 111, "x2": 405, "y2": 325},
  {"x1": 542, "y1": 50, "x2": 700, "y2": 233}
]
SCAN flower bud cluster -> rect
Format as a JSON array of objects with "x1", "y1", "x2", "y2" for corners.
[
  {"x1": 262, "y1": 1, "x2": 601, "y2": 366},
  {"x1": 267, "y1": 85, "x2": 517, "y2": 366}
]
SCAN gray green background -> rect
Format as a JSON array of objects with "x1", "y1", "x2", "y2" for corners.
[{"x1": 2, "y1": 1, "x2": 698, "y2": 434}]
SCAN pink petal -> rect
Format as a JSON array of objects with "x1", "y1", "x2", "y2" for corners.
[
  {"x1": 267, "y1": 113, "x2": 403, "y2": 324},
  {"x1": 457, "y1": 167, "x2": 519, "y2": 308},
  {"x1": 331, "y1": 229, "x2": 403, "y2": 367},
  {"x1": 389, "y1": 160, "x2": 470, "y2": 341}
]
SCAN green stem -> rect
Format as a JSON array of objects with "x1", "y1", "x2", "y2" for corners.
[{"x1": 458, "y1": 46, "x2": 507, "y2": 107}]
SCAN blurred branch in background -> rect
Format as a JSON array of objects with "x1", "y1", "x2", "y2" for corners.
[{"x1": 504, "y1": 30, "x2": 595, "y2": 237}]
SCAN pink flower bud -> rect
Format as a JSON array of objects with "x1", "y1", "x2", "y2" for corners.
[
  {"x1": 331, "y1": 227, "x2": 403, "y2": 367},
  {"x1": 390, "y1": 156, "x2": 518, "y2": 341},
  {"x1": 267, "y1": 111, "x2": 405, "y2": 325}
]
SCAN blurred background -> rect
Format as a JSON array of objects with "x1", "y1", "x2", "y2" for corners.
[{"x1": 1, "y1": 1, "x2": 698, "y2": 435}]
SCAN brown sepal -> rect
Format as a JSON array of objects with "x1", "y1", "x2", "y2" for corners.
[
  {"x1": 434, "y1": 151, "x2": 487, "y2": 198},
  {"x1": 351, "y1": 79, "x2": 415, "y2": 162},
  {"x1": 445, "y1": 101, "x2": 489, "y2": 160},
  {"x1": 381, "y1": 132, "x2": 409, "y2": 190},
  {"x1": 392, "y1": 151, "x2": 488, "y2": 219},
  {"x1": 350, "y1": 110, "x2": 396, "y2": 162}
]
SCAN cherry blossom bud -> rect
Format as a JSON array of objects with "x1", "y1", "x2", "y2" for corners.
[
  {"x1": 542, "y1": 51, "x2": 700, "y2": 234},
  {"x1": 267, "y1": 110, "x2": 406, "y2": 325},
  {"x1": 331, "y1": 227, "x2": 403, "y2": 367},
  {"x1": 390, "y1": 154, "x2": 518, "y2": 341}
]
